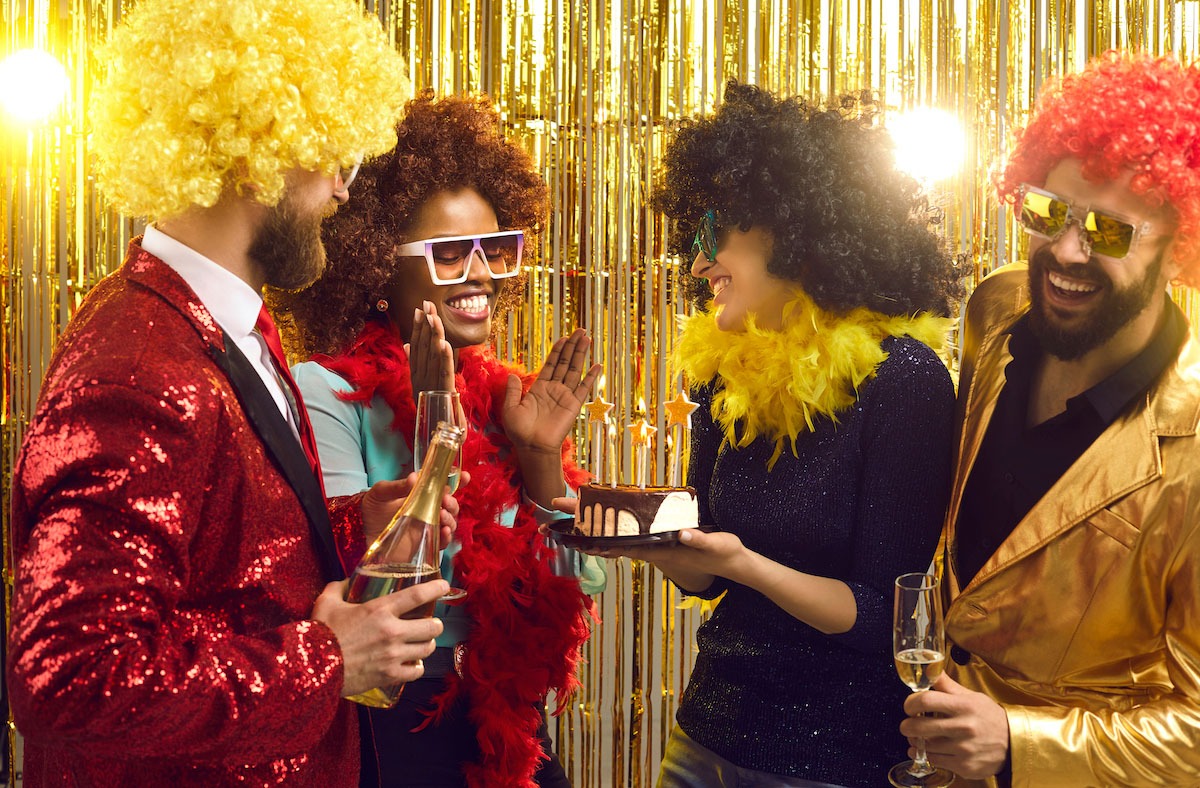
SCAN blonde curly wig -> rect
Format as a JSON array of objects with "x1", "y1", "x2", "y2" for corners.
[{"x1": 91, "y1": 0, "x2": 411, "y2": 220}]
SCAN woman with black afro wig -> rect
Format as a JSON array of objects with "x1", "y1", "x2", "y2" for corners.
[{"x1": 599, "y1": 81, "x2": 964, "y2": 786}]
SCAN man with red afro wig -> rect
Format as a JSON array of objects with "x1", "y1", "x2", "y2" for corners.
[{"x1": 899, "y1": 51, "x2": 1200, "y2": 787}]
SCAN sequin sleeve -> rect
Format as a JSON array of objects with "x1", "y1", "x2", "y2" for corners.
[
  {"x1": 8, "y1": 380, "x2": 346, "y2": 762},
  {"x1": 828, "y1": 337, "x2": 954, "y2": 654},
  {"x1": 328, "y1": 492, "x2": 368, "y2": 569},
  {"x1": 683, "y1": 382, "x2": 729, "y2": 599}
]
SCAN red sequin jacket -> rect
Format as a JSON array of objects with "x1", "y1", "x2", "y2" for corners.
[{"x1": 8, "y1": 241, "x2": 367, "y2": 787}]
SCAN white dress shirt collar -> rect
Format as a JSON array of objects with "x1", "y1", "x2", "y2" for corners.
[
  {"x1": 142, "y1": 224, "x2": 262, "y2": 342},
  {"x1": 141, "y1": 225, "x2": 297, "y2": 433}
]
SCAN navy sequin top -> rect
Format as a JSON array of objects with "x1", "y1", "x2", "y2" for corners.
[{"x1": 676, "y1": 335, "x2": 954, "y2": 787}]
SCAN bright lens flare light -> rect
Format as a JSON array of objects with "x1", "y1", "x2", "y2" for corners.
[
  {"x1": 887, "y1": 108, "x2": 965, "y2": 184},
  {"x1": 0, "y1": 49, "x2": 69, "y2": 123}
]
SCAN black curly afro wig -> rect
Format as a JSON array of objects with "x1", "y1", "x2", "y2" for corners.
[{"x1": 653, "y1": 80, "x2": 964, "y2": 317}]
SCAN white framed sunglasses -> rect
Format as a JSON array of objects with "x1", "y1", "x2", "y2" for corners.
[{"x1": 395, "y1": 230, "x2": 525, "y2": 285}]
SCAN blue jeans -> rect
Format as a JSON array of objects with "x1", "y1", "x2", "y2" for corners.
[{"x1": 657, "y1": 726, "x2": 850, "y2": 788}]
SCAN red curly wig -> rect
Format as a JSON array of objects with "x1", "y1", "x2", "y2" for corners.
[
  {"x1": 269, "y1": 90, "x2": 549, "y2": 358},
  {"x1": 997, "y1": 50, "x2": 1200, "y2": 286}
]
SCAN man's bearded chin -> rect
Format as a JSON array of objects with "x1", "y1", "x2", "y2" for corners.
[
  {"x1": 250, "y1": 197, "x2": 330, "y2": 291},
  {"x1": 1027, "y1": 244, "x2": 1162, "y2": 361}
]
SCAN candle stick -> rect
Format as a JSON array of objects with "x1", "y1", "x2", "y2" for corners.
[
  {"x1": 607, "y1": 423, "x2": 619, "y2": 487},
  {"x1": 665, "y1": 430, "x2": 678, "y2": 488},
  {"x1": 627, "y1": 418, "x2": 657, "y2": 489},
  {"x1": 584, "y1": 397, "x2": 614, "y2": 483},
  {"x1": 664, "y1": 390, "x2": 699, "y2": 487}
]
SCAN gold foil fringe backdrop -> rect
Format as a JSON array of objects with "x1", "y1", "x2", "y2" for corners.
[{"x1": 7, "y1": 2, "x2": 1200, "y2": 786}]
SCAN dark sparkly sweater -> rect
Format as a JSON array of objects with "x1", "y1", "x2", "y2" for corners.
[{"x1": 676, "y1": 335, "x2": 954, "y2": 788}]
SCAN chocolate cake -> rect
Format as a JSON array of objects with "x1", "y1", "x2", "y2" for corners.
[{"x1": 573, "y1": 483, "x2": 699, "y2": 538}]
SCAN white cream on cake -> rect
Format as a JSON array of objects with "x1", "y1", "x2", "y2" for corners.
[
  {"x1": 643, "y1": 491, "x2": 698, "y2": 534},
  {"x1": 573, "y1": 484, "x2": 699, "y2": 538}
]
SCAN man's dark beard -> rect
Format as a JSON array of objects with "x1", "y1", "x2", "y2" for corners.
[
  {"x1": 1027, "y1": 244, "x2": 1163, "y2": 360},
  {"x1": 249, "y1": 195, "x2": 329, "y2": 291}
]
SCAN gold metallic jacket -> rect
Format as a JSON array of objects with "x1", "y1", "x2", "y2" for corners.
[{"x1": 935, "y1": 264, "x2": 1200, "y2": 787}]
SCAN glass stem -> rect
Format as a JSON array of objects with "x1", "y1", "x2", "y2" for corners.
[{"x1": 909, "y1": 704, "x2": 935, "y2": 778}]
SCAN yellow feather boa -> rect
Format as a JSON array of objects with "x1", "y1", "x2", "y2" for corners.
[{"x1": 673, "y1": 289, "x2": 952, "y2": 468}]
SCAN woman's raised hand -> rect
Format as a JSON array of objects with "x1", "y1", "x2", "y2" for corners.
[
  {"x1": 501, "y1": 328, "x2": 601, "y2": 454},
  {"x1": 405, "y1": 300, "x2": 456, "y2": 397}
]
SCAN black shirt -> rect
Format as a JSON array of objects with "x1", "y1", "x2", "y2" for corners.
[
  {"x1": 955, "y1": 306, "x2": 1188, "y2": 586},
  {"x1": 677, "y1": 337, "x2": 955, "y2": 785}
]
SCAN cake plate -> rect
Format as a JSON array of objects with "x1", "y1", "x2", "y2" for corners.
[{"x1": 545, "y1": 517, "x2": 716, "y2": 550}]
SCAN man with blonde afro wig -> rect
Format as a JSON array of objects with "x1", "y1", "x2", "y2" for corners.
[
  {"x1": 7, "y1": 1, "x2": 459, "y2": 785},
  {"x1": 899, "y1": 51, "x2": 1200, "y2": 786}
]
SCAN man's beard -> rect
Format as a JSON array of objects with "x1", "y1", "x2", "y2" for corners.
[
  {"x1": 1027, "y1": 244, "x2": 1163, "y2": 361},
  {"x1": 250, "y1": 194, "x2": 331, "y2": 291}
]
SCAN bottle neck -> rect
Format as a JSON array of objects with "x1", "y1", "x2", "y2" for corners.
[{"x1": 401, "y1": 438, "x2": 458, "y2": 526}]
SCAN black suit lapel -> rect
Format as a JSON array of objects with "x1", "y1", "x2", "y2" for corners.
[{"x1": 209, "y1": 337, "x2": 345, "y2": 582}]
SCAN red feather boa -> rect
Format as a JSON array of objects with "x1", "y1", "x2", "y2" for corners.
[{"x1": 315, "y1": 319, "x2": 595, "y2": 788}]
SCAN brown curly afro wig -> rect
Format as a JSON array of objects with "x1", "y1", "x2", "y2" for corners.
[
  {"x1": 653, "y1": 80, "x2": 964, "y2": 317},
  {"x1": 270, "y1": 90, "x2": 549, "y2": 358},
  {"x1": 997, "y1": 51, "x2": 1200, "y2": 287}
]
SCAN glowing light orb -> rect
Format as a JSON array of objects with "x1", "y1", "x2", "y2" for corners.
[
  {"x1": 887, "y1": 107, "x2": 966, "y2": 184},
  {"x1": 0, "y1": 49, "x2": 69, "y2": 123}
]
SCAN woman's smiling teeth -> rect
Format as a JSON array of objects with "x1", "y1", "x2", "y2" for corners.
[
  {"x1": 711, "y1": 276, "x2": 731, "y2": 297},
  {"x1": 447, "y1": 294, "x2": 490, "y2": 314},
  {"x1": 1048, "y1": 271, "x2": 1100, "y2": 294}
]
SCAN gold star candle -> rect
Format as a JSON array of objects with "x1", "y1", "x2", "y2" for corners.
[
  {"x1": 664, "y1": 390, "x2": 699, "y2": 487},
  {"x1": 584, "y1": 395, "x2": 614, "y2": 484}
]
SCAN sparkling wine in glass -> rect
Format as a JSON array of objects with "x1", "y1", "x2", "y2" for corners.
[
  {"x1": 888, "y1": 572, "x2": 955, "y2": 788},
  {"x1": 414, "y1": 390, "x2": 466, "y2": 601},
  {"x1": 344, "y1": 561, "x2": 440, "y2": 706}
]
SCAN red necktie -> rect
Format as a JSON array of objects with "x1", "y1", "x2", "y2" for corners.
[{"x1": 256, "y1": 305, "x2": 326, "y2": 495}]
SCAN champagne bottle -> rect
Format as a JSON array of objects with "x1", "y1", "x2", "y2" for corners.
[{"x1": 343, "y1": 420, "x2": 466, "y2": 708}]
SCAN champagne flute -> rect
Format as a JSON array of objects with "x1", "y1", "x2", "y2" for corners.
[
  {"x1": 415, "y1": 391, "x2": 464, "y2": 493},
  {"x1": 889, "y1": 572, "x2": 955, "y2": 788},
  {"x1": 414, "y1": 391, "x2": 467, "y2": 601}
]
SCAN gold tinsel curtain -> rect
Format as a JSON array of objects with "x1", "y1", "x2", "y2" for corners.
[{"x1": 5, "y1": 2, "x2": 1200, "y2": 786}]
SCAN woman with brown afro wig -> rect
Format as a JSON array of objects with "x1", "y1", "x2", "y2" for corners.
[
  {"x1": 588, "y1": 81, "x2": 963, "y2": 786},
  {"x1": 270, "y1": 91, "x2": 604, "y2": 788}
]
